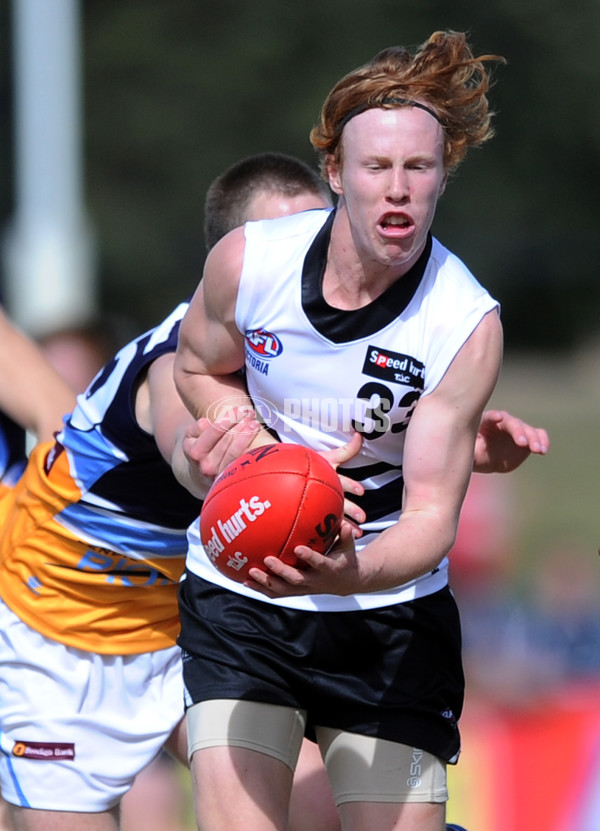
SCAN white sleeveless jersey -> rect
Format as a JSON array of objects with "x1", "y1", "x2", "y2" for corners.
[{"x1": 185, "y1": 209, "x2": 499, "y2": 612}]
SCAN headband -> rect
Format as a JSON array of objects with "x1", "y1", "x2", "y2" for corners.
[{"x1": 336, "y1": 97, "x2": 443, "y2": 134}]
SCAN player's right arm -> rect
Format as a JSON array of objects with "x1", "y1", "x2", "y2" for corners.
[
  {"x1": 174, "y1": 228, "x2": 250, "y2": 417},
  {"x1": 136, "y1": 351, "x2": 262, "y2": 500}
]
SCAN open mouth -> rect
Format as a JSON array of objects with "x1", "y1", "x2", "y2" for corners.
[{"x1": 380, "y1": 213, "x2": 413, "y2": 232}]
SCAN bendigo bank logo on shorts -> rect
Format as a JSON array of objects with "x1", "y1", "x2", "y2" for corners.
[
  {"x1": 12, "y1": 740, "x2": 75, "y2": 761},
  {"x1": 245, "y1": 329, "x2": 283, "y2": 376},
  {"x1": 363, "y1": 345, "x2": 425, "y2": 389}
]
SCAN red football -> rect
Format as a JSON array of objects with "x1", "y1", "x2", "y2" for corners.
[{"x1": 199, "y1": 443, "x2": 344, "y2": 583}]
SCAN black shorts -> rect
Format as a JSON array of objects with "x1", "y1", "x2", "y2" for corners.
[{"x1": 178, "y1": 572, "x2": 464, "y2": 763}]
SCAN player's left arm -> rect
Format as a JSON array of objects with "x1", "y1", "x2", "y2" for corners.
[
  {"x1": 345, "y1": 308, "x2": 503, "y2": 592},
  {"x1": 248, "y1": 309, "x2": 503, "y2": 597}
]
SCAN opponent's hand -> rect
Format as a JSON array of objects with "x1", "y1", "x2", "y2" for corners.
[
  {"x1": 474, "y1": 409, "x2": 549, "y2": 474},
  {"x1": 245, "y1": 523, "x2": 360, "y2": 598}
]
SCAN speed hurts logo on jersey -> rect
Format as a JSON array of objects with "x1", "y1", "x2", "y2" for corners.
[
  {"x1": 363, "y1": 345, "x2": 425, "y2": 389},
  {"x1": 245, "y1": 329, "x2": 283, "y2": 376}
]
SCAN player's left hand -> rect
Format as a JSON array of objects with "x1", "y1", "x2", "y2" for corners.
[
  {"x1": 320, "y1": 431, "x2": 366, "y2": 529},
  {"x1": 245, "y1": 523, "x2": 360, "y2": 598},
  {"x1": 473, "y1": 409, "x2": 549, "y2": 474}
]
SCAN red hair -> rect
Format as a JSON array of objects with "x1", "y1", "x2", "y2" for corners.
[{"x1": 310, "y1": 30, "x2": 506, "y2": 176}]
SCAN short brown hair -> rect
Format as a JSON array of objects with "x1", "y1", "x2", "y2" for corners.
[
  {"x1": 310, "y1": 30, "x2": 506, "y2": 177},
  {"x1": 204, "y1": 152, "x2": 331, "y2": 251}
]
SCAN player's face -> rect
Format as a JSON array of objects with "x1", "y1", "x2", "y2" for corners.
[
  {"x1": 328, "y1": 106, "x2": 446, "y2": 277},
  {"x1": 245, "y1": 190, "x2": 331, "y2": 222}
]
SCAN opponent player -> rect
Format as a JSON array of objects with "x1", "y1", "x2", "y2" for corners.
[
  {"x1": 0, "y1": 309, "x2": 77, "y2": 831},
  {"x1": 175, "y1": 32, "x2": 517, "y2": 831}
]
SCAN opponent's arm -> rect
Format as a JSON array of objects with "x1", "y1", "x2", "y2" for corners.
[
  {"x1": 248, "y1": 309, "x2": 503, "y2": 597},
  {"x1": 0, "y1": 306, "x2": 76, "y2": 441}
]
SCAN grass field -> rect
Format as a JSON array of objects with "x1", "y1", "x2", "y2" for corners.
[{"x1": 486, "y1": 348, "x2": 600, "y2": 586}]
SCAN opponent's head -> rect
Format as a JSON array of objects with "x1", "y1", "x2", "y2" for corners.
[
  {"x1": 310, "y1": 30, "x2": 505, "y2": 180},
  {"x1": 204, "y1": 152, "x2": 332, "y2": 251}
]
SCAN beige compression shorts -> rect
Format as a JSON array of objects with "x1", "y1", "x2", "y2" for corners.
[{"x1": 186, "y1": 699, "x2": 448, "y2": 805}]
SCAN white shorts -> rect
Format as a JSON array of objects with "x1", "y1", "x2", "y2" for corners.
[{"x1": 0, "y1": 599, "x2": 184, "y2": 812}]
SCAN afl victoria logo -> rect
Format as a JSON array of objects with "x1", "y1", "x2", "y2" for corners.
[{"x1": 245, "y1": 329, "x2": 283, "y2": 358}]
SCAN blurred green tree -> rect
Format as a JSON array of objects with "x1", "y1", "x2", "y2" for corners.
[{"x1": 2, "y1": 0, "x2": 599, "y2": 349}]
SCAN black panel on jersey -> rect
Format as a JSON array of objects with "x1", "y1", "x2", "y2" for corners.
[
  {"x1": 345, "y1": 474, "x2": 405, "y2": 524},
  {"x1": 301, "y1": 212, "x2": 432, "y2": 343},
  {"x1": 92, "y1": 456, "x2": 202, "y2": 528},
  {"x1": 338, "y1": 458, "x2": 402, "y2": 481}
]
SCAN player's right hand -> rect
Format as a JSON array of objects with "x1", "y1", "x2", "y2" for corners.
[{"x1": 183, "y1": 408, "x2": 261, "y2": 480}]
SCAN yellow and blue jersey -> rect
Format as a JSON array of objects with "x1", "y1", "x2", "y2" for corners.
[{"x1": 0, "y1": 303, "x2": 200, "y2": 654}]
